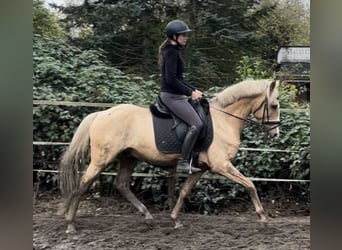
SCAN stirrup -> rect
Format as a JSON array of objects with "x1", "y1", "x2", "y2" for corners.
[{"x1": 176, "y1": 159, "x2": 201, "y2": 174}]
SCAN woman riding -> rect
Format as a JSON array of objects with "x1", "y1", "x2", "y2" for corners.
[{"x1": 158, "y1": 20, "x2": 203, "y2": 173}]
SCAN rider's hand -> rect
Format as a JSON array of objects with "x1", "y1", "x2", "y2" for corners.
[{"x1": 191, "y1": 89, "x2": 202, "y2": 100}]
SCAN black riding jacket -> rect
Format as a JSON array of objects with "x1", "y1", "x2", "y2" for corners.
[{"x1": 160, "y1": 43, "x2": 195, "y2": 96}]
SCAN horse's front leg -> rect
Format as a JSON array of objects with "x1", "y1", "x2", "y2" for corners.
[
  {"x1": 171, "y1": 171, "x2": 204, "y2": 228},
  {"x1": 167, "y1": 167, "x2": 177, "y2": 210},
  {"x1": 213, "y1": 160, "x2": 267, "y2": 222}
]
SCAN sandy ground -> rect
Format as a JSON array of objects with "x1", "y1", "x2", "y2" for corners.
[{"x1": 33, "y1": 194, "x2": 310, "y2": 250}]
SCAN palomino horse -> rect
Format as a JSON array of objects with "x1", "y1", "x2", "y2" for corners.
[{"x1": 59, "y1": 79, "x2": 280, "y2": 233}]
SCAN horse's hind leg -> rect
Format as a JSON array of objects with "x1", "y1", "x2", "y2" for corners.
[
  {"x1": 64, "y1": 161, "x2": 106, "y2": 233},
  {"x1": 214, "y1": 160, "x2": 267, "y2": 222},
  {"x1": 171, "y1": 171, "x2": 204, "y2": 228},
  {"x1": 115, "y1": 155, "x2": 153, "y2": 220}
]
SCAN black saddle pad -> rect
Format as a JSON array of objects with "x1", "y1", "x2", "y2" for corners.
[{"x1": 151, "y1": 108, "x2": 214, "y2": 154}]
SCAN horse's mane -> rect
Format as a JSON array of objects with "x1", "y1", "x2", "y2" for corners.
[{"x1": 211, "y1": 79, "x2": 272, "y2": 107}]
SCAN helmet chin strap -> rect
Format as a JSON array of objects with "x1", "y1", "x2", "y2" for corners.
[{"x1": 171, "y1": 34, "x2": 183, "y2": 47}]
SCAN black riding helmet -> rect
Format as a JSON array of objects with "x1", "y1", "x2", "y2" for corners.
[{"x1": 165, "y1": 20, "x2": 192, "y2": 40}]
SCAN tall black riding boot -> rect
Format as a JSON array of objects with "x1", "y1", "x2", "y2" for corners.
[{"x1": 176, "y1": 125, "x2": 202, "y2": 174}]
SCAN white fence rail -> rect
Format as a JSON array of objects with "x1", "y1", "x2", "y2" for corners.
[{"x1": 33, "y1": 169, "x2": 310, "y2": 183}]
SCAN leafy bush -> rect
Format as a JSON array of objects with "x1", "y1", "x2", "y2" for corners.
[
  {"x1": 235, "y1": 55, "x2": 274, "y2": 81},
  {"x1": 33, "y1": 35, "x2": 159, "y2": 141},
  {"x1": 33, "y1": 35, "x2": 159, "y2": 190}
]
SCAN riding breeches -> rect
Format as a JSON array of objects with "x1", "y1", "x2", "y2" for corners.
[{"x1": 159, "y1": 92, "x2": 203, "y2": 131}]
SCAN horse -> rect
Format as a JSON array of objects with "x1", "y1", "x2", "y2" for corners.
[{"x1": 58, "y1": 79, "x2": 280, "y2": 233}]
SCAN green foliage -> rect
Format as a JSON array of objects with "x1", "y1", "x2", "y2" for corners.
[
  {"x1": 33, "y1": 0, "x2": 64, "y2": 38},
  {"x1": 185, "y1": 179, "x2": 238, "y2": 215},
  {"x1": 255, "y1": 0, "x2": 310, "y2": 62},
  {"x1": 236, "y1": 109, "x2": 310, "y2": 181},
  {"x1": 60, "y1": 0, "x2": 165, "y2": 76},
  {"x1": 49, "y1": 0, "x2": 309, "y2": 89},
  {"x1": 33, "y1": 34, "x2": 156, "y2": 102},
  {"x1": 57, "y1": 0, "x2": 280, "y2": 87},
  {"x1": 131, "y1": 163, "x2": 170, "y2": 210},
  {"x1": 185, "y1": 0, "x2": 266, "y2": 87},
  {"x1": 235, "y1": 55, "x2": 273, "y2": 80},
  {"x1": 33, "y1": 35, "x2": 159, "y2": 185}
]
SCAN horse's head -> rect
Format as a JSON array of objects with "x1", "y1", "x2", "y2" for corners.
[{"x1": 252, "y1": 80, "x2": 280, "y2": 139}]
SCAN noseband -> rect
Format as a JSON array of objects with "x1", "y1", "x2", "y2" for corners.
[{"x1": 253, "y1": 97, "x2": 281, "y2": 132}]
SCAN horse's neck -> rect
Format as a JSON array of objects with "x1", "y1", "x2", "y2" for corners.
[
  {"x1": 225, "y1": 99, "x2": 252, "y2": 120},
  {"x1": 209, "y1": 100, "x2": 250, "y2": 158},
  {"x1": 211, "y1": 99, "x2": 250, "y2": 139},
  {"x1": 213, "y1": 98, "x2": 254, "y2": 136}
]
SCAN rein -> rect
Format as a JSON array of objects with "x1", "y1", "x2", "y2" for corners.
[{"x1": 209, "y1": 97, "x2": 281, "y2": 132}]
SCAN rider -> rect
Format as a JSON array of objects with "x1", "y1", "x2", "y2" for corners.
[{"x1": 158, "y1": 20, "x2": 203, "y2": 173}]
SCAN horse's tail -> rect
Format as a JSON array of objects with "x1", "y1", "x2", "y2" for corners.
[{"x1": 58, "y1": 112, "x2": 99, "y2": 196}]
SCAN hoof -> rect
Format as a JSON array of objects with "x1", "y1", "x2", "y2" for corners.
[
  {"x1": 145, "y1": 214, "x2": 153, "y2": 220},
  {"x1": 257, "y1": 210, "x2": 268, "y2": 223},
  {"x1": 174, "y1": 221, "x2": 184, "y2": 229},
  {"x1": 258, "y1": 218, "x2": 269, "y2": 229},
  {"x1": 65, "y1": 224, "x2": 77, "y2": 234},
  {"x1": 258, "y1": 214, "x2": 268, "y2": 223},
  {"x1": 144, "y1": 214, "x2": 154, "y2": 226},
  {"x1": 258, "y1": 216, "x2": 268, "y2": 228},
  {"x1": 258, "y1": 218, "x2": 268, "y2": 223}
]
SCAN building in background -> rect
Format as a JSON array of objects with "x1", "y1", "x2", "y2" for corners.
[{"x1": 275, "y1": 46, "x2": 310, "y2": 102}]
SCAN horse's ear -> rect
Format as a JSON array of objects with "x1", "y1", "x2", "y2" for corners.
[{"x1": 269, "y1": 80, "x2": 277, "y2": 94}]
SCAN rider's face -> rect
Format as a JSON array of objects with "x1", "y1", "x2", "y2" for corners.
[{"x1": 176, "y1": 33, "x2": 188, "y2": 46}]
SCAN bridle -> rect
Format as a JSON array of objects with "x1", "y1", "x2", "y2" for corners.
[
  {"x1": 252, "y1": 96, "x2": 281, "y2": 132},
  {"x1": 210, "y1": 96, "x2": 281, "y2": 133}
]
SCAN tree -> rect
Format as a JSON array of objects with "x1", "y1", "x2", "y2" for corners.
[
  {"x1": 184, "y1": 0, "x2": 268, "y2": 87},
  {"x1": 256, "y1": 0, "x2": 310, "y2": 61},
  {"x1": 59, "y1": 0, "x2": 166, "y2": 76},
  {"x1": 33, "y1": 33, "x2": 159, "y2": 143},
  {"x1": 33, "y1": 0, "x2": 63, "y2": 38},
  {"x1": 58, "y1": 0, "x2": 272, "y2": 89}
]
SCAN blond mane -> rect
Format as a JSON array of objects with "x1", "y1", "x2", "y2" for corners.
[{"x1": 211, "y1": 79, "x2": 272, "y2": 107}]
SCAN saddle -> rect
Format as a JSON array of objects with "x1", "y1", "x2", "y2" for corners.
[{"x1": 149, "y1": 96, "x2": 213, "y2": 154}]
